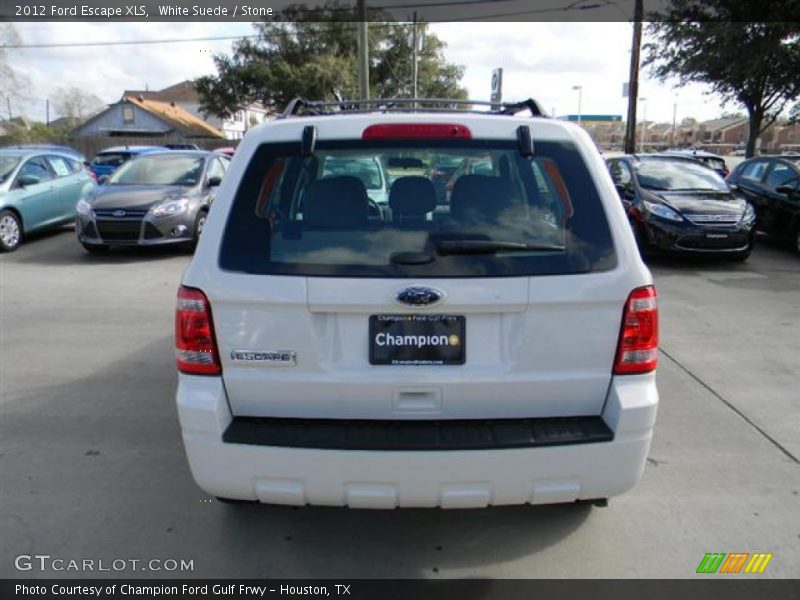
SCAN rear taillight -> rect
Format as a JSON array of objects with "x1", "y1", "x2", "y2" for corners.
[
  {"x1": 175, "y1": 286, "x2": 221, "y2": 375},
  {"x1": 362, "y1": 123, "x2": 472, "y2": 140},
  {"x1": 613, "y1": 286, "x2": 658, "y2": 375}
]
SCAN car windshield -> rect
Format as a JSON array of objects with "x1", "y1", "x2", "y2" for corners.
[
  {"x1": 108, "y1": 155, "x2": 204, "y2": 186},
  {"x1": 635, "y1": 159, "x2": 728, "y2": 192},
  {"x1": 219, "y1": 139, "x2": 616, "y2": 278},
  {"x1": 0, "y1": 156, "x2": 21, "y2": 183}
]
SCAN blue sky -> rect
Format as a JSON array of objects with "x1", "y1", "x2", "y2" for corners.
[{"x1": 6, "y1": 21, "x2": 737, "y2": 124}]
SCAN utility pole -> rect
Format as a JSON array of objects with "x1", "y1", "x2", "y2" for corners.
[
  {"x1": 412, "y1": 12, "x2": 418, "y2": 101},
  {"x1": 46, "y1": 99, "x2": 50, "y2": 127},
  {"x1": 639, "y1": 97, "x2": 647, "y2": 152},
  {"x1": 572, "y1": 85, "x2": 583, "y2": 125},
  {"x1": 671, "y1": 99, "x2": 678, "y2": 147},
  {"x1": 624, "y1": 0, "x2": 643, "y2": 154},
  {"x1": 357, "y1": 0, "x2": 369, "y2": 100}
]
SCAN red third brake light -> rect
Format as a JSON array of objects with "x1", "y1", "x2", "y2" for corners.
[
  {"x1": 613, "y1": 286, "x2": 659, "y2": 375},
  {"x1": 362, "y1": 123, "x2": 472, "y2": 140},
  {"x1": 175, "y1": 286, "x2": 221, "y2": 375}
]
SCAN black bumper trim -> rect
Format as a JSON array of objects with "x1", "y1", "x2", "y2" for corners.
[{"x1": 222, "y1": 416, "x2": 613, "y2": 451}]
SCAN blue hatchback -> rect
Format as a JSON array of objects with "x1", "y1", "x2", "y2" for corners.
[
  {"x1": 89, "y1": 145, "x2": 165, "y2": 179},
  {"x1": 0, "y1": 148, "x2": 97, "y2": 251}
]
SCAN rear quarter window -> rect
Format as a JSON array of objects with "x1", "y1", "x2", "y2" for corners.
[{"x1": 219, "y1": 138, "x2": 616, "y2": 278}]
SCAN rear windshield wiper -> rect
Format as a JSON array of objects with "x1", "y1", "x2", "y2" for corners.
[{"x1": 436, "y1": 240, "x2": 566, "y2": 255}]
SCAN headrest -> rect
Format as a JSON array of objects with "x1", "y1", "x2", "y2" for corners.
[
  {"x1": 389, "y1": 176, "x2": 437, "y2": 216},
  {"x1": 303, "y1": 176, "x2": 369, "y2": 228},
  {"x1": 450, "y1": 175, "x2": 514, "y2": 222}
]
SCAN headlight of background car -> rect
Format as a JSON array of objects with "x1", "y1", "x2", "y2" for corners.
[
  {"x1": 76, "y1": 199, "x2": 94, "y2": 217},
  {"x1": 150, "y1": 198, "x2": 189, "y2": 218},
  {"x1": 643, "y1": 200, "x2": 683, "y2": 222},
  {"x1": 741, "y1": 202, "x2": 756, "y2": 223}
]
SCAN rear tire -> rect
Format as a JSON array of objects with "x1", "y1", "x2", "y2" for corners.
[
  {"x1": 0, "y1": 210, "x2": 22, "y2": 252},
  {"x1": 794, "y1": 227, "x2": 800, "y2": 256},
  {"x1": 81, "y1": 242, "x2": 110, "y2": 254}
]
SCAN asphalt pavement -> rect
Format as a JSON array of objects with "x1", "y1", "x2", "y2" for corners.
[{"x1": 1, "y1": 226, "x2": 798, "y2": 578}]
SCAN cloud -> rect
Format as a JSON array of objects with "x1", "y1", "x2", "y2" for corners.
[
  {"x1": 7, "y1": 20, "x2": 730, "y2": 124},
  {"x1": 9, "y1": 22, "x2": 251, "y2": 119}
]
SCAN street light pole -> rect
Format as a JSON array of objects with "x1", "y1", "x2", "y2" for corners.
[
  {"x1": 639, "y1": 97, "x2": 647, "y2": 152},
  {"x1": 357, "y1": 0, "x2": 369, "y2": 100},
  {"x1": 572, "y1": 85, "x2": 583, "y2": 125},
  {"x1": 412, "y1": 12, "x2": 418, "y2": 102},
  {"x1": 671, "y1": 99, "x2": 678, "y2": 148}
]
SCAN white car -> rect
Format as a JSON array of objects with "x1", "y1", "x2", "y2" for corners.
[{"x1": 175, "y1": 99, "x2": 659, "y2": 509}]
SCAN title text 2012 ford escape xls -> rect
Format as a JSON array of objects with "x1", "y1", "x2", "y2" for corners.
[{"x1": 174, "y1": 98, "x2": 659, "y2": 509}]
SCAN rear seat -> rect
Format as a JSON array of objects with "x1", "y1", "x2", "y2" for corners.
[{"x1": 389, "y1": 176, "x2": 437, "y2": 228}]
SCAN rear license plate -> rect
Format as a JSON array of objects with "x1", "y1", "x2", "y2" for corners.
[{"x1": 369, "y1": 315, "x2": 465, "y2": 365}]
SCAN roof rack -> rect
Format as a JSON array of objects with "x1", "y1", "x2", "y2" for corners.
[{"x1": 279, "y1": 97, "x2": 547, "y2": 119}]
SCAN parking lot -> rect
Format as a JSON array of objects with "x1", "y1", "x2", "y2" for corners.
[{"x1": 1, "y1": 227, "x2": 798, "y2": 578}]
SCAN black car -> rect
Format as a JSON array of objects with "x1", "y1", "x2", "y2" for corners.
[
  {"x1": 75, "y1": 151, "x2": 229, "y2": 252},
  {"x1": 726, "y1": 155, "x2": 800, "y2": 255},
  {"x1": 607, "y1": 154, "x2": 756, "y2": 260}
]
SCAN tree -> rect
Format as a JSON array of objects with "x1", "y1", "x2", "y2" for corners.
[
  {"x1": 790, "y1": 101, "x2": 800, "y2": 125},
  {"x1": 0, "y1": 24, "x2": 31, "y2": 119},
  {"x1": 53, "y1": 87, "x2": 105, "y2": 125},
  {"x1": 195, "y1": 2, "x2": 467, "y2": 118},
  {"x1": 3, "y1": 122, "x2": 61, "y2": 144},
  {"x1": 644, "y1": 1, "x2": 800, "y2": 157}
]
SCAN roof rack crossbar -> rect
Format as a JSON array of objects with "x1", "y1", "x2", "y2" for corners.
[{"x1": 278, "y1": 97, "x2": 547, "y2": 119}]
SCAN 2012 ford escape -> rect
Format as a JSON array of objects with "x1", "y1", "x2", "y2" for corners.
[{"x1": 175, "y1": 98, "x2": 659, "y2": 509}]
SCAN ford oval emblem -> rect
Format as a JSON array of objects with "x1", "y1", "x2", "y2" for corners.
[
  {"x1": 112, "y1": 209, "x2": 126, "y2": 218},
  {"x1": 395, "y1": 286, "x2": 443, "y2": 307}
]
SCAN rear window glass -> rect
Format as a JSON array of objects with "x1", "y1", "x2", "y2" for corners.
[
  {"x1": 220, "y1": 139, "x2": 616, "y2": 278},
  {"x1": 700, "y1": 157, "x2": 726, "y2": 171},
  {"x1": 93, "y1": 152, "x2": 131, "y2": 167}
]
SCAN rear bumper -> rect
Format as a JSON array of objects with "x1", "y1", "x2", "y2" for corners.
[{"x1": 176, "y1": 373, "x2": 658, "y2": 508}]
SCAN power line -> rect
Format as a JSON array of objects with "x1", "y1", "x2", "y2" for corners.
[
  {"x1": 3, "y1": 1, "x2": 626, "y2": 49},
  {"x1": 2, "y1": 22, "x2": 412, "y2": 49},
  {"x1": 3, "y1": 34, "x2": 261, "y2": 49}
]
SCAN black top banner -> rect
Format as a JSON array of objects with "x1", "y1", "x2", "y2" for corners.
[
  {"x1": 1, "y1": 0, "x2": 795, "y2": 23},
  {"x1": 3, "y1": 579, "x2": 800, "y2": 600}
]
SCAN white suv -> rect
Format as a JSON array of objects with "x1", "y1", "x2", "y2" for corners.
[{"x1": 175, "y1": 99, "x2": 659, "y2": 509}]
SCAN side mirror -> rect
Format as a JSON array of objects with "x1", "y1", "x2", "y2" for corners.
[
  {"x1": 18, "y1": 174, "x2": 41, "y2": 187},
  {"x1": 776, "y1": 185, "x2": 798, "y2": 196},
  {"x1": 728, "y1": 183, "x2": 739, "y2": 192},
  {"x1": 98, "y1": 175, "x2": 109, "y2": 185},
  {"x1": 207, "y1": 176, "x2": 222, "y2": 188}
]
